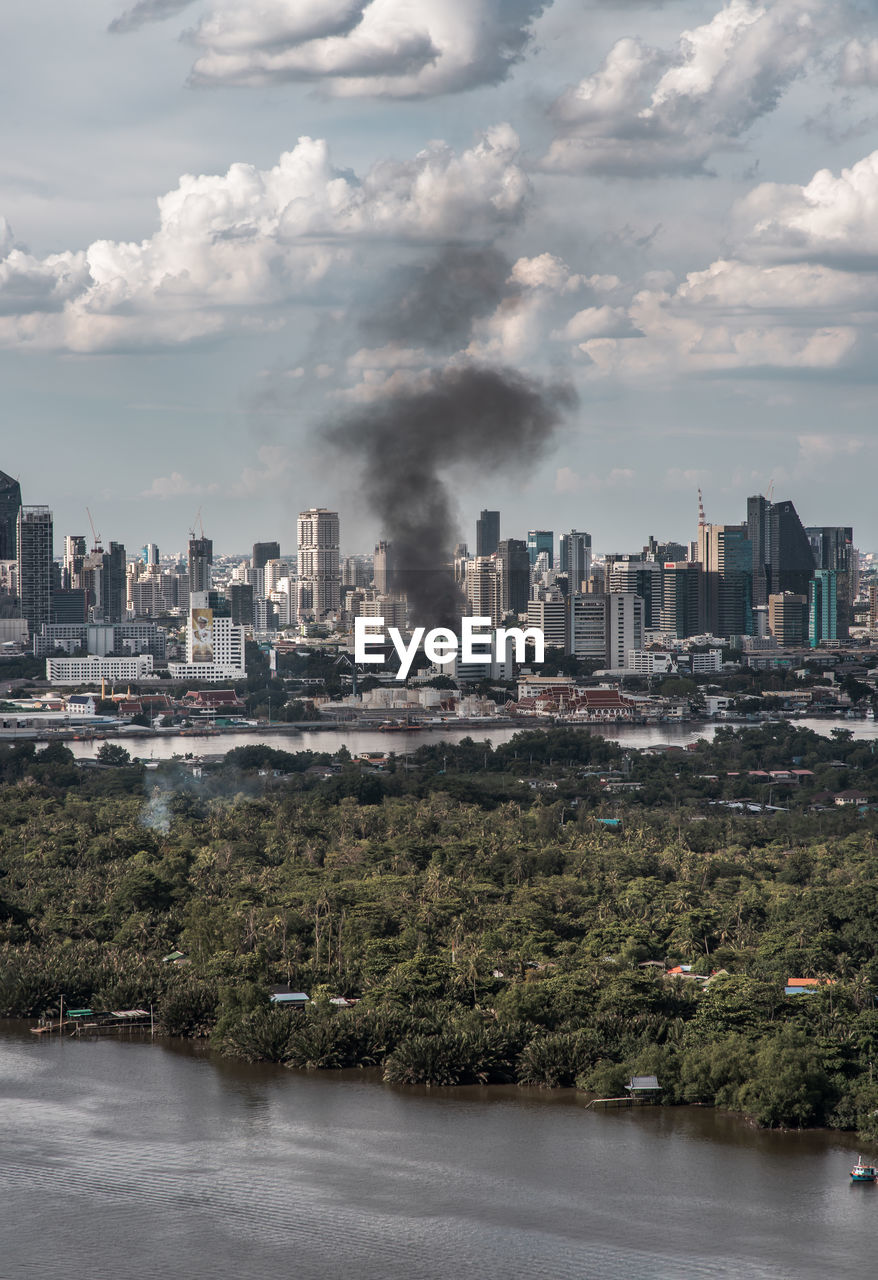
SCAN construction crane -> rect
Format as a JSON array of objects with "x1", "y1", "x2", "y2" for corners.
[
  {"x1": 86, "y1": 507, "x2": 102, "y2": 552},
  {"x1": 765, "y1": 478, "x2": 774, "y2": 503},
  {"x1": 697, "y1": 488, "x2": 707, "y2": 528},
  {"x1": 188, "y1": 506, "x2": 206, "y2": 542}
]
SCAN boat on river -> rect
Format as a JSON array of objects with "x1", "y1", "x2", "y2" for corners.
[{"x1": 850, "y1": 1156, "x2": 876, "y2": 1182}]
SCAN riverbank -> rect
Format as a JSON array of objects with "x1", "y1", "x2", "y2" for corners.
[{"x1": 1, "y1": 1019, "x2": 873, "y2": 1280}]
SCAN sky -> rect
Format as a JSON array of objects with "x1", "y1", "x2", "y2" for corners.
[{"x1": 4, "y1": 0, "x2": 878, "y2": 558}]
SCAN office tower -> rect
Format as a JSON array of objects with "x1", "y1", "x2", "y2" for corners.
[
  {"x1": 806, "y1": 526, "x2": 854, "y2": 637},
  {"x1": 141, "y1": 543, "x2": 159, "y2": 567},
  {"x1": 746, "y1": 495, "x2": 772, "y2": 607},
  {"x1": 17, "y1": 506, "x2": 53, "y2": 636},
  {"x1": 252, "y1": 541, "x2": 281, "y2": 571},
  {"x1": 568, "y1": 593, "x2": 608, "y2": 661},
  {"x1": 608, "y1": 558, "x2": 661, "y2": 628},
  {"x1": 526, "y1": 597, "x2": 568, "y2": 649},
  {"x1": 373, "y1": 541, "x2": 394, "y2": 595},
  {"x1": 697, "y1": 523, "x2": 752, "y2": 637},
  {"x1": 188, "y1": 536, "x2": 213, "y2": 594},
  {"x1": 63, "y1": 535, "x2": 87, "y2": 589},
  {"x1": 296, "y1": 508, "x2": 340, "y2": 621},
  {"x1": 809, "y1": 570, "x2": 837, "y2": 648},
  {"x1": 643, "y1": 536, "x2": 687, "y2": 564},
  {"x1": 229, "y1": 582, "x2": 255, "y2": 627},
  {"x1": 50, "y1": 590, "x2": 88, "y2": 624},
  {"x1": 0, "y1": 472, "x2": 22, "y2": 561},
  {"x1": 475, "y1": 510, "x2": 500, "y2": 558},
  {"x1": 465, "y1": 556, "x2": 504, "y2": 626},
  {"x1": 660, "y1": 561, "x2": 702, "y2": 639},
  {"x1": 526, "y1": 530, "x2": 554, "y2": 568},
  {"x1": 608, "y1": 592, "x2": 644, "y2": 668},
  {"x1": 769, "y1": 500, "x2": 814, "y2": 598},
  {"x1": 105, "y1": 542, "x2": 126, "y2": 624},
  {"x1": 498, "y1": 538, "x2": 530, "y2": 615},
  {"x1": 560, "y1": 531, "x2": 592, "y2": 591},
  {"x1": 768, "y1": 592, "x2": 808, "y2": 646}
]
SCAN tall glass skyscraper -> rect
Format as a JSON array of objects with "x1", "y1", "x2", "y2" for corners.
[{"x1": 0, "y1": 471, "x2": 22, "y2": 561}]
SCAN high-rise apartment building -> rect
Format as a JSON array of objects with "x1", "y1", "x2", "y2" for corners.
[
  {"x1": 526, "y1": 530, "x2": 554, "y2": 568},
  {"x1": 63, "y1": 535, "x2": 86, "y2": 589},
  {"x1": 809, "y1": 570, "x2": 837, "y2": 649},
  {"x1": 17, "y1": 506, "x2": 53, "y2": 636},
  {"x1": 465, "y1": 556, "x2": 504, "y2": 626},
  {"x1": 296, "y1": 508, "x2": 340, "y2": 622},
  {"x1": 560, "y1": 531, "x2": 592, "y2": 591},
  {"x1": 141, "y1": 543, "x2": 159, "y2": 567},
  {"x1": 188, "y1": 536, "x2": 213, "y2": 594},
  {"x1": 475, "y1": 510, "x2": 500, "y2": 558},
  {"x1": 0, "y1": 472, "x2": 22, "y2": 561},
  {"x1": 373, "y1": 541, "x2": 394, "y2": 596}
]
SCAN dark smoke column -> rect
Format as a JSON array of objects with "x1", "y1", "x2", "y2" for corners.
[{"x1": 328, "y1": 363, "x2": 576, "y2": 630}]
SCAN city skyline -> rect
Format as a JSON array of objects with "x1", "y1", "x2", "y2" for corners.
[{"x1": 4, "y1": 2, "x2": 878, "y2": 551}]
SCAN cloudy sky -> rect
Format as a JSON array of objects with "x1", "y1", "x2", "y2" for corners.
[{"x1": 4, "y1": 0, "x2": 878, "y2": 557}]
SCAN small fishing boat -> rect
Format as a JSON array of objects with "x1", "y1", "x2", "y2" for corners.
[{"x1": 850, "y1": 1156, "x2": 877, "y2": 1182}]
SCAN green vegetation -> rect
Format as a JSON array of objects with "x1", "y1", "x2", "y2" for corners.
[{"x1": 2, "y1": 724, "x2": 878, "y2": 1137}]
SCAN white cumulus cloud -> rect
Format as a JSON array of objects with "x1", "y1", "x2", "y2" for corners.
[
  {"x1": 544, "y1": 0, "x2": 833, "y2": 176},
  {"x1": 0, "y1": 128, "x2": 526, "y2": 353},
  {"x1": 111, "y1": 0, "x2": 551, "y2": 98}
]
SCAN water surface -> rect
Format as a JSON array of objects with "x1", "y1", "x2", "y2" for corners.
[{"x1": 0, "y1": 1024, "x2": 871, "y2": 1280}]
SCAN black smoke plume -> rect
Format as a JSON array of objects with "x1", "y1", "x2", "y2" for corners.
[{"x1": 328, "y1": 363, "x2": 576, "y2": 630}]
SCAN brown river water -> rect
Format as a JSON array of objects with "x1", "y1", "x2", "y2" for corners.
[{"x1": 0, "y1": 1022, "x2": 872, "y2": 1279}]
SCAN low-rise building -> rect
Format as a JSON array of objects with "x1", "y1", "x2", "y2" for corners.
[{"x1": 46, "y1": 655, "x2": 154, "y2": 685}]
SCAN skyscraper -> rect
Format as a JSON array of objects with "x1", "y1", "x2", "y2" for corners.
[
  {"x1": 697, "y1": 523, "x2": 752, "y2": 637},
  {"x1": 746, "y1": 494, "x2": 771, "y2": 607},
  {"x1": 769, "y1": 500, "x2": 814, "y2": 598},
  {"x1": 297, "y1": 508, "x2": 340, "y2": 622},
  {"x1": 809, "y1": 569, "x2": 837, "y2": 649},
  {"x1": 252, "y1": 541, "x2": 281, "y2": 571},
  {"x1": 660, "y1": 562, "x2": 702, "y2": 639},
  {"x1": 17, "y1": 506, "x2": 53, "y2": 636},
  {"x1": 608, "y1": 559, "x2": 662, "y2": 628},
  {"x1": 526, "y1": 530, "x2": 553, "y2": 568},
  {"x1": 806, "y1": 526, "x2": 854, "y2": 637},
  {"x1": 560, "y1": 530, "x2": 592, "y2": 590},
  {"x1": 465, "y1": 556, "x2": 504, "y2": 626},
  {"x1": 497, "y1": 538, "x2": 530, "y2": 615},
  {"x1": 475, "y1": 510, "x2": 500, "y2": 558},
  {"x1": 188, "y1": 536, "x2": 213, "y2": 594},
  {"x1": 0, "y1": 472, "x2": 22, "y2": 561}
]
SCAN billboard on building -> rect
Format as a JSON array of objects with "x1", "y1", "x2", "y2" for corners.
[{"x1": 191, "y1": 607, "x2": 214, "y2": 663}]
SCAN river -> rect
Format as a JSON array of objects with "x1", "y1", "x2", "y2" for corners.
[
  {"x1": 0, "y1": 1023, "x2": 871, "y2": 1279},
  {"x1": 58, "y1": 716, "x2": 878, "y2": 760}
]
